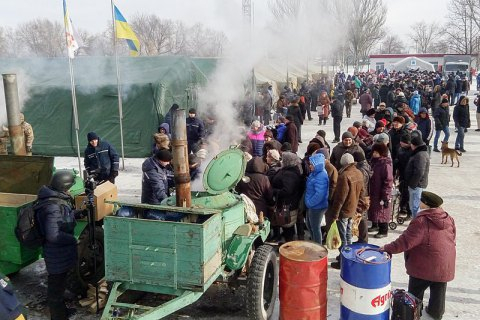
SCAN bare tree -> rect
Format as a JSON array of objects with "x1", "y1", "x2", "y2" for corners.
[
  {"x1": 131, "y1": 14, "x2": 177, "y2": 55},
  {"x1": 184, "y1": 23, "x2": 227, "y2": 57},
  {"x1": 381, "y1": 35, "x2": 405, "y2": 54},
  {"x1": 15, "y1": 19, "x2": 64, "y2": 57},
  {"x1": 445, "y1": 0, "x2": 480, "y2": 54},
  {"x1": 345, "y1": 0, "x2": 387, "y2": 68},
  {"x1": 409, "y1": 21, "x2": 444, "y2": 53},
  {"x1": 0, "y1": 27, "x2": 7, "y2": 56},
  {"x1": 268, "y1": 0, "x2": 301, "y2": 23}
]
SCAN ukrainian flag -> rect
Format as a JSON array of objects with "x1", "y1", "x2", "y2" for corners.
[{"x1": 114, "y1": 5, "x2": 140, "y2": 56}]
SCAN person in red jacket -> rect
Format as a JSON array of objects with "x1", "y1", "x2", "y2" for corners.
[{"x1": 380, "y1": 191, "x2": 456, "y2": 320}]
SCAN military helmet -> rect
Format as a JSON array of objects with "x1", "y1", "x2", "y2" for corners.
[{"x1": 50, "y1": 170, "x2": 75, "y2": 192}]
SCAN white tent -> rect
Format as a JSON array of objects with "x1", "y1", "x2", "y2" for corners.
[{"x1": 392, "y1": 56, "x2": 435, "y2": 72}]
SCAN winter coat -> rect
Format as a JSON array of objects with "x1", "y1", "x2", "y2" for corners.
[
  {"x1": 36, "y1": 186, "x2": 78, "y2": 275},
  {"x1": 84, "y1": 138, "x2": 119, "y2": 181},
  {"x1": 362, "y1": 115, "x2": 376, "y2": 132},
  {"x1": 186, "y1": 117, "x2": 205, "y2": 147},
  {"x1": 317, "y1": 92, "x2": 330, "y2": 107},
  {"x1": 325, "y1": 160, "x2": 338, "y2": 201},
  {"x1": 446, "y1": 78, "x2": 455, "y2": 92},
  {"x1": 330, "y1": 99, "x2": 344, "y2": 118},
  {"x1": 271, "y1": 165, "x2": 303, "y2": 210},
  {"x1": 453, "y1": 104, "x2": 469, "y2": 128},
  {"x1": 387, "y1": 90, "x2": 396, "y2": 109},
  {"x1": 368, "y1": 157, "x2": 393, "y2": 223},
  {"x1": 330, "y1": 142, "x2": 365, "y2": 170},
  {"x1": 236, "y1": 157, "x2": 274, "y2": 216},
  {"x1": 247, "y1": 127, "x2": 266, "y2": 157},
  {"x1": 415, "y1": 115, "x2": 433, "y2": 143},
  {"x1": 405, "y1": 144, "x2": 429, "y2": 189},
  {"x1": 317, "y1": 103, "x2": 330, "y2": 118},
  {"x1": 287, "y1": 104, "x2": 303, "y2": 127},
  {"x1": 384, "y1": 208, "x2": 456, "y2": 283},
  {"x1": 395, "y1": 146, "x2": 412, "y2": 181},
  {"x1": 276, "y1": 123, "x2": 287, "y2": 143},
  {"x1": 284, "y1": 122, "x2": 299, "y2": 153},
  {"x1": 389, "y1": 126, "x2": 409, "y2": 165},
  {"x1": 305, "y1": 154, "x2": 329, "y2": 210},
  {"x1": 434, "y1": 105, "x2": 450, "y2": 130},
  {"x1": 328, "y1": 163, "x2": 365, "y2": 219},
  {"x1": 356, "y1": 160, "x2": 372, "y2": 197},
  {"x1": 141, "y1": 157, "x2": 169, "y2": 205},
  {"x1": 0, "y1": 274, "x2": 23, "y2": 320},
  {"x1": 409, "y1": 93, "x2": 421, "y2": 115},
  {"x1": 455, "y1": 79, "x2": 463, "y2": 93}
]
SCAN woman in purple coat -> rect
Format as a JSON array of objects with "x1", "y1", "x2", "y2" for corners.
[{"x1": 367, "y1": 143, "x2": 393, "y2": 238}]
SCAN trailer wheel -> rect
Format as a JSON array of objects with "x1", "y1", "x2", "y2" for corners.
[
  {"x1": 67, "y1": 226, "x2": 105, "y2": 295},
  {"x1": 246, "y1": 245, "x2": 278, "y2": 320}
]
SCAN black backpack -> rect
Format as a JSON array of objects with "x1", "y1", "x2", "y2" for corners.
[{"x1": 15, "y1": 202, "x2": 44, "y2": 249}]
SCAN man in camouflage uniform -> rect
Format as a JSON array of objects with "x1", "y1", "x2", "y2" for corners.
[
  {"x1": 20, "y1": 113, "x2": 34, "y2": 156},
  {"x1": 0, "y1": 126, "x2": 8, "y2": 155}
]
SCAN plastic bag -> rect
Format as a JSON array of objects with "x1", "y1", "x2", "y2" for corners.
[{"x1": 326, "y1": 222, "x2": 342, "y2": 250}]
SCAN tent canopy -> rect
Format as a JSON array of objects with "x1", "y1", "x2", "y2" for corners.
[{"x1": 391, "y1": 56, "x2": 435, "y2": 72}]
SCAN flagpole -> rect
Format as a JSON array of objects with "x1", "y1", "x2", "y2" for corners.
[
  {"x1": 110, "y1": 0, "x2": 125, "y2": 170},
  {"x1": 68, "y1": 57, "x2": 83, "y2": 178}
]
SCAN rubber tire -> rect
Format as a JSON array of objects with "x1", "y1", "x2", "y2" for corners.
[
  {"x1": 66, "y1": 226, "x2": 105, "y2": 295},
  {"x1": 246, "y1": 244, "x2": 278, "y2": 320},
  {"x1": 397, "y1": 217, "x2": 405, "y2": 225},
  {"x1": 389, "y1": 222, "x2": 397, "y2": 230}
]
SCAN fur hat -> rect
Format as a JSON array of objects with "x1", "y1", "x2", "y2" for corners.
[
  {"x1": 342, "y1": 131, "x2": 354, "y2": 140},
  {"x1": 153, "y1": 133, "x2": 170, "y2": 150},
  {"x1": 267, "y1": 149, "x2": 280, "y2": 161},
  {"x1": 393, "y1": 116, "x2": 405, "y2": 124},
  {"x1": 366, "y1": 108, "x2": 376, "y2": 116},
  {"x1": 421, "y1": 191, "x2": 443, "y2": 208},
  {"x1": 371, "y1": 142, "x2": 389, "y2": 157},
  {"x1": 410, "y1": 130, "x2": 424, "y2": 146},
  {"x1": 352, "y1": 150, "x2": 366, "y2": 162},
  {"x1": 87, "y1": 132, "x2": 99, "y2": 141},
  {"x1": 340, "y1": 153, "x2": 354, "y2": 167},
  {"x1": 347, "y1": 126, "x2": 359, "y2": 137},
  {"x1": 281, "y1": 152, "x2": 298, "y2": 167}
]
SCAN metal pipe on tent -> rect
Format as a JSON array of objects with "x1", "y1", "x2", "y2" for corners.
[
  {"x1": 67, "y1": 57, "x2": 83, "y2": 178},
  {"x1": 110, "y1": 0, "x2": 125, "y2": 170},
  {"x1": 2, "y1": 74, "x2": 26, "y2": 156}
]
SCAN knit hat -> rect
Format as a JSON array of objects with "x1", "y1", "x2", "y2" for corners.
[
  {"x1": 366, "y1": 108, "x2": 376, "y2": 116},
  {"x1": 410, "y1": 130, "x2": 424, "y2": 146},
  {"x1": 400, "y1": 133, "x2": 411, "y2": 144},
  {"x1": 393, "y1": 116, "x2": 405, "y2": 124},
  {"x1": 316, "y1": 148, "x2": 330, "y2": 160},
  {"x1": 281, "y1": 152, "x2": 298, "y2": 167},
  {"x1": 375, "y1": 120, "x2": 386, "y2": 129},
  {"x1": 188, "y1": 108, "x2": 196, "y2": 114},
  {"x1": 352, "y1": 150, "x2": 366, "y2": 162},
  {"x1": 341, "y1": 131, "x2": 353, "y2": 140},
  {"x1": 340, "y1": 153, "x2": 354, "y2": 167},
  {"x1": 352, "y1": 121, "x2": 362, "y2": 128},
  {"x1": 281, "y1": 142, "x2": 292, "y2": 152},
  {"x1": 371, "y1": 143, "x2": 389, "y2": 157},
  {"x1": 379, "y1": 118, "x2": 387, "y2": 126},
  {"x1": 421, "y1": 191, "x2": 443, "y2": 208},
  {"x1": 441, "y1": 98, "x2": 449, "y2": 104},
  {"x1": 87, "y1": 132, "x2": 99, "y2": 141},
  {"x1": 347, "y1": 126, "x2": 359, "y2": 137},
  {"x1": 374, "y1": 132, "x2": 390, "y2": 144},
  {"x1": 155, "y1": 149, "x2": 172, "y2": 162},
  {"x1": 419, "y1": 107, "x2": 428, "y2": 114}
]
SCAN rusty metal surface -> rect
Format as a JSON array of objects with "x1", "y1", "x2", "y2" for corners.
[
  {"x1": 0, "y1": 155, "x2": 54, "y2": 194},
  {"x1": 172, "y1": 109, "x2": 191, "y2": 207}
]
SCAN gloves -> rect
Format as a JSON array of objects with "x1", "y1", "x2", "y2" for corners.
[
  {"x1": 109, "y1": 170, "x2": 118, "y2": 183},
  {"x1": 75, "y1": 209, "x2": 88, "y2": 219},
  {"x1": 26, "y1": 146, "x2": 32, "y2": 153}
]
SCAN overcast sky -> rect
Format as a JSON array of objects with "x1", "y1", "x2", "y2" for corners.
[{"x1": 1, "y1": 0, "x2": 449, "y2": 45}]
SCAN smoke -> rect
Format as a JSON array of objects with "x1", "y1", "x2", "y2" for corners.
[{"x1": 0, "y1": 70, "x2": 32, "y2": 126}]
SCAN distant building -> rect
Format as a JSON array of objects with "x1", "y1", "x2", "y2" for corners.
[{"x1": 369, "y1": 54, "x2": 473, "y2": 74}]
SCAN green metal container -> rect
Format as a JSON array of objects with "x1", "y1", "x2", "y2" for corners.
[{"x1": 0, "y1": 155, "x2": 54, "y2": 275}]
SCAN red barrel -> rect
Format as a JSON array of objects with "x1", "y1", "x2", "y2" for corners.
[{"x1": 279, "y1": 241, "x2": 328, "y2": 320}]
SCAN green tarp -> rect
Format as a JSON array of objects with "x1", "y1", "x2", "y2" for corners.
[{"x1": 0, "y1": 56, "x2": 218, "y2": 157}]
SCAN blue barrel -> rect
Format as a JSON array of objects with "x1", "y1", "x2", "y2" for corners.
[{"x1": 340, "y1": 243, "x2": 392, "y2": 320}]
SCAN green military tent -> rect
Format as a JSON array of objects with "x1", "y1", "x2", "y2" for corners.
[{"x1": 0, "y1": 56, "x2": 218, "y2": 157}]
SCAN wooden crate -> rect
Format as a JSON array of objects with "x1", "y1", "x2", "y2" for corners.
[
  {"x1": 75, "y1": 182, "x2": 117, "y2": 221},
  {"x1": 104, "y1": 212, "x2": 222, "y2": 292}
]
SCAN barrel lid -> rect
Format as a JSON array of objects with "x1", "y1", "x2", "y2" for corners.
[
  {"x1": 203, "y1": 147, "x2": 247, "y2": 195},
  {"x1": 279, "y1": 241, "x2": 328, "y2": 262},
  {"x1": 342, "y1": 243, "x2": 390, "y2": 264}
]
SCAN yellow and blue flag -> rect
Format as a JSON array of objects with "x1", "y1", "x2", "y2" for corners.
[
  {"x1": 114, "y1": 5, "x2": 140, "y2": 56},
  {"x1": 63, "y1": 0, "x2": 79, "y2": 59}
]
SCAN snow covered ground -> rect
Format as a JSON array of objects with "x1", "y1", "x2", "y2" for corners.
[{"x1": 12, "y1": 93, "x2": 480, "y2": 319}]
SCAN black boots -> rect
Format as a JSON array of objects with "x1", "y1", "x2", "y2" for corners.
[
  {"x1": 374, "y1": 223, "x2": 388, "y2": 238},
  {"x1": 368, "y1": 222, "x2": 379, "y2": 232}
]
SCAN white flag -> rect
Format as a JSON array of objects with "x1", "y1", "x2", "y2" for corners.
[{"x1": 63, "y1": 0, "x2": 79, "y2": 59}]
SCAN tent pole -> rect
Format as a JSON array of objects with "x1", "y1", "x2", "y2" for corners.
[
  {"x1": 68, "y1": 57, "x2": 83, "y2": 178},
  {"x1": 111, "y1": 0, "x2": 125, "y2": 170}
]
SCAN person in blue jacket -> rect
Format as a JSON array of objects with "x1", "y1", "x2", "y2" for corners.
[
  {"x1": 36, "y1": 170, "x2": 87, "y2": 320},
  {"x1": 0, "y1": 273, "x2": 25, "y2": 320},
  {"x1": 304, "y1": 153, "x2": 329, "y2": 244},
  {"x1": 84, "y1": 132, "x2": 119, "y2": 183},
  {"x1": 186, "y1": 109, "x2": 205, "y2": 153},
  {"x1": 141, "y1": 149, "x2": 172, "y2": 205},
  {"x1": 409, "y1": 90, "x2": 421, "y2": 115}
]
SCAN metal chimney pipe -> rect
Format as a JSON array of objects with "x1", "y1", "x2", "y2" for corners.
[
  {"x1": 2, "y1": 74, "x2": 26, "y2": 156},
  {"x1": 171, "y1": 109, "x2": 191, "y2": 207}
]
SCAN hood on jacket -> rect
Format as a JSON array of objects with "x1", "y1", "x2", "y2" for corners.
[
  {"x1": 309, "y1": 153, "x2": 325, "y2": 173},
  {"x1": 246, "y1": 156, "x2": 267, "y2": 174},
  {"x1": 418, "y1": 208, "x2": 452, "y2": 230},
  {"x1": 158, "y1": 123, "x2": 170, "y2": 134},
  {"x1": 37, "y1": 185, "x2": 71, "y2": 202},
  {"x1": 142, "y1": 157, "x2": 160, "y2": 172}
]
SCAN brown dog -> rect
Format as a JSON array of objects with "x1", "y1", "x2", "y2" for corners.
[{"x1": 441, "y1": 141, "x2": 461, "y2": 167}]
